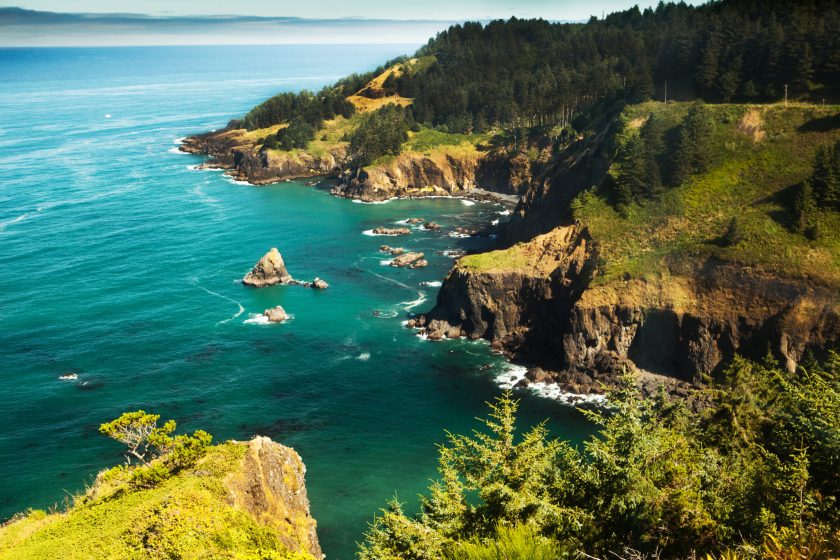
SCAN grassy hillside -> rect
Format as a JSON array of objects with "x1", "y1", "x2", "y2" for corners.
[
  {"x1": 573, "y1": 101, "x2": 840, "y2": 286},
  {"x1": 0, "y1": 442, "x2": 314, "y2": 560}
]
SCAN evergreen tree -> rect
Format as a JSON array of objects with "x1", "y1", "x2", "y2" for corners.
[
  {"x1": 794, "y1": 181, "x2": 820, "y2": 240},
  {"x1": 672, "y1": 102, "x2": 715, "y2": 184}
]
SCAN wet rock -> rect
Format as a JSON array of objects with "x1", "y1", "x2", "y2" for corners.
[
  {"x1": 312, "y1": 278, "x2": 328, "y2": 290},
  {"x1": 423, "y1": 221, "x2": 441, "y2": 230},
  {"x1": 410, "y1": 259, "x2": 429, "y2": 269},
  {"x1": 243, "y1": 248, "x2": 292, "y2": 287},
  {"x1": 526, "y1": 367, "x2": 553, "y2": 383},
  {"x1": 406, "y1": 218, "x2": 424, "y2": 224},
  {"x1": 263, "y1": 306, "x2": 288, "y2": 323}
]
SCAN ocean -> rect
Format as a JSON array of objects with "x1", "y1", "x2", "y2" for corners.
[{"x1": 0, "y1": 45, "x2": 593, "y2": 558}]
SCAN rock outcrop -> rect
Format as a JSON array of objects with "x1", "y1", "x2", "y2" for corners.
[
  {"x1": 0, "y1": 436, "x2": 322, "y2": 559},
  {"x1": 418, "y1": 225, "x2": 840, "y2": 392},
  {"x1": 243, "y1": 248, "x2": 292, "y2": 287},
  {"x1": 372, "y1": 227, "x2": 410, "y2": 236},
  {"x1": 264, "y1": 306, "x2": 288, "y2": 323},
  {"x1": 180, "y1": 128, "x2": 347, "y2": 185},
  {"x1": 226, "y1": 437, "x2": 322, "y2": 559},
  {"x1": 391, "y1": 252, "x2": 425, "y2": 268},
  {"x1": 312, "y1": 278, "x2": 329, "y2": 290}
]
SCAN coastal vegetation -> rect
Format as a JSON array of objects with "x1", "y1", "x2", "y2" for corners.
[
  {"x1": 573, "y1": 101, "x2": 840, "y2": 287},
  {"x1": 360, "y1": 354, "x2": 840, "y2": 559},
  {"x1": 0, "y1": 421, "x2": 320, "y2": 560}
]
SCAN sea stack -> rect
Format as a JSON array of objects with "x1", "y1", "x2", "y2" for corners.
[{"x1": 243, "y1": 248, "x2": 292, "y2": 287}]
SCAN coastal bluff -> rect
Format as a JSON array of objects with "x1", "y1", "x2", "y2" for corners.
[{"x1": 0, "y1": 437, "x2": 322, "y2": 560}]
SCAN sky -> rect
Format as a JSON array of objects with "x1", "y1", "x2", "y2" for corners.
[
  {"x1": 0, "y1": 1, "x2": 706, "y2": 46},
  {"x1": 4, "y1": 1, "x2": 700, "y2": 21}
]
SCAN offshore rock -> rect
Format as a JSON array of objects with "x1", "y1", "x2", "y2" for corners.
[
  {"x1": 312, "y1": 278, "x2": 329, "y2": 290},
  {"x1": 372, "y1": 227, "x2": 410, "y2": 236},
  {"x1": 263, "y1": 306, "x2": 288, "y2": 323},
  {"x1": 391, "y1": 252, "x2": 425, "y2": 268},
  {"x1": 243, "y1": 248, "x2": 292, "y2": 287}
]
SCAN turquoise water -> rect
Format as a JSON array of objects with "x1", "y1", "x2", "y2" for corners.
[{"x1": 0, "y1": 46, "x2": 593, "y2": 558}]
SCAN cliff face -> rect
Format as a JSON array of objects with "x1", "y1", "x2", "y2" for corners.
[
  {"x1": 0, "y1": 437, "x2": 322, "y2": 560},
  {"x1": 332, "y1": 151, "x2": 484, "y2": 201},
  {"x1": 226, "y1": 436, "x2": 322, "y2": 559},
  {"x1": 420, "y1": 225, "x2": 840, "y2": 394},
  {"x1": 181, "y1": 130, "x2": 348, "y2": 185},
  {"x1": 331, "y1": 135, "x2": 553, "y2": 202}
]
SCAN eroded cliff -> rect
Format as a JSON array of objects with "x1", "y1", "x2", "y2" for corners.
[{"x1": 419, "y1": 226, "x2": 840, "y2": 395}]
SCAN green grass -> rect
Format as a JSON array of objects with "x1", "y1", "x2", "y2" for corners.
[
  {"x1": 0, "y1": 443, "x2": 313, "y2": 560},
  {"x1": 459, "y1": 245, "x2": 532, "y2": 272},
  {"x1": 406, "y1": 129, "x2": 491, "y2": 154},
  {"x1": 573, "y1": 101, "x2": 840, "y2": 287}
]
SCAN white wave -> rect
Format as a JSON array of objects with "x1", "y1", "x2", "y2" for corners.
[
  {"x1": 243, "y1": 314, "x2": 270, "y2": 325},
  {"x1": 493, "y1": 363, "x2": 607, "y2": 405},
  {"x1": 440, "y1": 250, "x2": 464, "y2": 258},
  {"x1": 461, "y1": 199, "x2": 476, "y2": 206},
  {"x1": 224, "y1": 175, "x2": 251, "y2": 186},
  {"x1": 421, "y1": 281, "x2": 442, "y2": 287},
  {"x1": 491, "y1": 219, "x2": 500, "y2": 225},
  {"x1": 448, "y1": 232, "x2": 471, "y2": 239},
  {"x1": 380, "y1": 259, "x2": 393, "y2": 266},
  {"x1": 495, "y1": 364, "x2": 528, "y2": 389},
  {"x1": 497, "y1": 209, "x2": 511, "y2": 216},
  {"x1": 194, "y1": 284, "x2": 245, "y2": 325},
  {"x1": 244, "y1": 312, "x2": 294, "y2": 325},
  {"x1": 0, "y1": 212, "x2": 32, "y2": 231},
  {"x1": 58, "y1": 373, "x2": 78, "y2": 381},
  {"x1": 400, "y1": 291, "x2": 427, "y2": 311},
  {"x1": 375, "y1": 310, "x2": 398, "y2": 319},
  {"x1": 168, "y1": 146, "x2": 188, "y2": 155},
  {"x1": 528, "y1": 382, "x2": 608, "y2": 405},
  {"x1": 356, "y1": 352, "x2": 371, "y2": 361},
  {"x1": 352, "y1": 198, "x2": 395, "y2": 205},
  {"x1": 173, "y1": 137, "x2": 186, "y2": 145}
]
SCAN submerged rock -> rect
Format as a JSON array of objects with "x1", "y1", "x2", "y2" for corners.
[
  {"x1": 243, "y1": 248, "x2": 292, "y2": 287},
  {"x1": 406, "y1": 217, "x2": 424, "y2": 224},
  {"x1": 379, "y1": 245, "x2": 405, "y2": 255},
  {"x1": 264, "y1": 306, "x2": 288, "y2": 323},
  {"x1": 411, "y1": 259, "x2": 429, "y2": 268}
]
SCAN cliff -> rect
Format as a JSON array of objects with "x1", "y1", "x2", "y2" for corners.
[
  {"x1": 181, "y1": 126, "x2": 347, "y2": 185},
  {"x1": 420, "y1": 101, "x2": 840, "y2": 395},
  {"x1": 0, "y1": 437, "x2": 322, "y2": 560}
]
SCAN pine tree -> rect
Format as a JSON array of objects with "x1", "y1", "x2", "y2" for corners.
[
  {"x1": 672, "y1": 102, "x2": 715, "y2": 184},
  {"x1": 794, "y1": 181, "x2": 819, "y2": 239}
]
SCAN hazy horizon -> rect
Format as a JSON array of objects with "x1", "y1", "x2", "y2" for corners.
[{"x1": 0, "y1": 1, "x2": 705, "y2": 46}]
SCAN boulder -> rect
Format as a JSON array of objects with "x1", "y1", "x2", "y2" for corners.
[
  {"x1": 423, "y1": 221, "x2": 441, "y2": 230},
  {"x1": 263, "y1": 306, "x2": 288, "y2": 323},
  {"x1": 312, "y1": 278, "x2": 329, "y2": 290},
  {"x1": 243, "y1": 248, "x2": 292, "y2": 287},
  {"x1": 406, "y1": 218, "x2": 424, "y2": 224},
  {"x1": 526, "y1": 367, "x2": 553, "y2": 383},
  {"x1": 410, "y1": 259, "x2": 429, "y2": 268}
]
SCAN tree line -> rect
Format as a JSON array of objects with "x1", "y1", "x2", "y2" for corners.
[
  {"x1": 361, "y1": 353, "x2": 840, "y2": 559},
  {"x1": 392, "y1": 0, "x2": 840, "y2": 133}
]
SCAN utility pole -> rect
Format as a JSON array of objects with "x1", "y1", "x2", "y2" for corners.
[
  {"x1": 664, "y1": 80, "x2": 668, "y2": 104},
  {"x1": 623, "y1": 76, "x2": 626, "y2": 101},
  {"x1": 784, "y1": 84, "x2": 788, "y2": 106}
]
